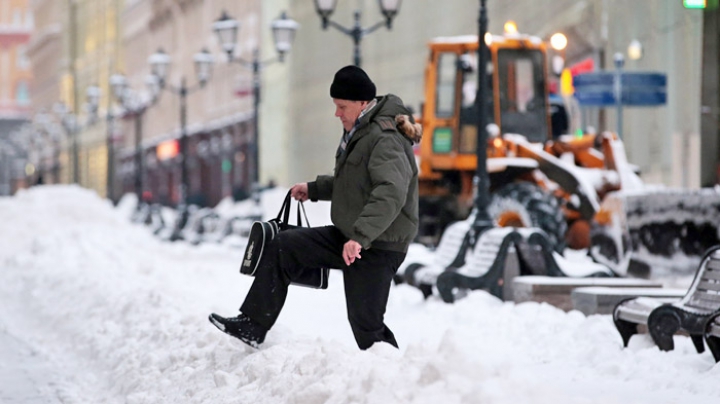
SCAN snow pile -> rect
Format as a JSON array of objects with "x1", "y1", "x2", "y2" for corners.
[{"x1": 1, "y1": 185, "x2": 719, "y2": 404}]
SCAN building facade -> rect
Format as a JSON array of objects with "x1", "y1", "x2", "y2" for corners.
[
  {"x1": 0, "y1": 0, "x2": 32, "y2": 194},
  {"x1": 26, "y1": 0, "x2": 63, "y2": 186},
  {"x1": 0, "y1": 0, "x2": 31, "y2": 119},
  {"x1": 24, "y1": 0, "x2": 294, "y2": 206},
  {"x1": 21, "y1": 1, "x2": 720, "y2": 206},
  {"x1": 113, "y1": 0, "x2": 295, "y2": 207},
  {"x1": 25, "y1": 0, "x2": 123, "y2": 194},
  {"x1": 63, "y1": 0, "x2": 123, "y2": 197}
]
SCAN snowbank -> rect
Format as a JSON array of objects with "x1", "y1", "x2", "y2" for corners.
[{"x1": 1, "y1": 186, "x2": 718, "y2": 403}]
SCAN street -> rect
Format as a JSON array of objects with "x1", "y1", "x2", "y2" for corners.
[{"x1": 0, "y1": 325, "x2": 61, "y2": 404}]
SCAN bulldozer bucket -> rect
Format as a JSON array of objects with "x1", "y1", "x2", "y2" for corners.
[{"x1": 590, "y1": 188, "x2": 720, "y2": 277}]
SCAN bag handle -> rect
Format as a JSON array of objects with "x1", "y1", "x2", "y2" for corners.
[
  {"x1": 298, "y1": 200, "x2": 311, "y2": 227},
  {"x1": 276, "y1": 190, "x2": 293, "y2": 223},
  {"x1": 275, "y1": 190, "x2": 311, "y2": 228}
]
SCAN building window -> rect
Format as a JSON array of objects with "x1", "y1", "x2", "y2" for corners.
[
  {"x1": 16, "y1": 81, "x2": 30, "y2": 105},
  {"x1": 1, "y1": 54, "x2": 9, "y2": 101},
  {"x1": 16, "y1": 45, "x2": 29, "y2": 69},
  {"x1": 25, "y1": 9, "x2": 34, "y2": 29},
  {"x1": 13, "y1": 9, "x2": 22, "y2": 26}
]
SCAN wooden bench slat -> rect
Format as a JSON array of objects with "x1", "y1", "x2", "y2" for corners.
[
  {"x1": 431, "y1": 220, "x2": 470, "y2": 266},
  {"x1": 689, "y1": 289, "x2": 720, "y2": 302},
  {"x1": 615, "y1": 297, "x2": 665, "y2": 324},
  {"x1": 696, "y1": 280, "x2": 720, "y2": 292},
  {"x1": 690, "y1": 286, "x2": 720, "y2": 296},
  {"x1": 685, "y1": 293, "x2": 720, "y2": 311},
  {"x1": 706, "y1": 258, "x2": 720, "y2": 272},
  {"x1": 457, "y1": 228, "x2": 516, "y2": 277},
  {"x1": 573, "y1": 287, "x2": 684, "y2": 315},
  {"x1": 701, "y1": 268, "x2": 720, "y2": 282},
  {"x1": 616, "y1": 309, "x2": 651, "y2": 325}
]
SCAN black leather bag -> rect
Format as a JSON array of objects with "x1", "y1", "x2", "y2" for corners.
[{"x1": 239, "y1": 191, "x2": 329, "y2": 289}]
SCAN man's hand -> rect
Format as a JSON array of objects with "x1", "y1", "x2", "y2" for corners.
[
  {"x1": 290, "y1": 183, "x2": 309, "y2": 202},
  {"x1": 343, "y1": 240, "x2": 362, "y2": 266}
]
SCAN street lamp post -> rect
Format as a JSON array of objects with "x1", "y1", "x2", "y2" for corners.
[
  {"x1": 72, "y1": 115, "x2": 79, "y2": 183},
  {"x1": 63, "y1": 112, "x2": 78, "y2": 180},
  {"x1": 613, "y1": 52, "x2": 625, "y2": 139},
  {"x1": 32, "y1": 112, "x2": 59, "y2": 183},
  {"x1": 25, "y1": 126, "x2": 43, "y2": 185},
  {"x1": 313, "y1": 0, "x2": 402, "y2": 67},
  {"x1": 53, "y1": 86, "x2": 100, "y2": 184},
  {"x1": 148, "y1": 47, "x2": 213, "y2": 232},
  {"x1": 213, "y1": 10, "x2": 299, "y2": 195},
  {"x1": 110, "y1": 73, "x2": 161, "y2": 208},
  {"x1": 472, "y1": 0, "x2": 493, "y2": 235},
  {"x1": 106, "y1": 105, "x2": 116, "y2": 202}
]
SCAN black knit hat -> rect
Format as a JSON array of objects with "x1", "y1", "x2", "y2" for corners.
[{"x1": 329, "y1": 65, "x2": 376, "y2": 101}]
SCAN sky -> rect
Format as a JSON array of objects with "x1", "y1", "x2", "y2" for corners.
[{"x1": 1, "y1": 185, "x2": 719, "y2": 404}]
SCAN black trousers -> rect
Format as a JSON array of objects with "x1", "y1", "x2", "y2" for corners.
[{"x1": 240, "y1": 225, "x2": 405, "y2": 350}]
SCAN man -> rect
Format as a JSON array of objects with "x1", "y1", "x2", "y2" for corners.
[{"x1": 209, "y1": 65, "x2": 421, "y2": 350}]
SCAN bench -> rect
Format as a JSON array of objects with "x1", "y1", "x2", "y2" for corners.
[
  {"x1": 434, "y1": 227, "x2": 522, "y2": 302},
  {"x1": 398, "y1": 218, "x2": 473, "y2": 296},
  {"x1": 705, "y1": 312, "x2": 720, "y2": 362},
  {"x1": 407, "y1": 226, "x2": 615, "y2": 303},
  {"x1": 132, "y1": 203, "x2": 167, "y2": 235},
  {"x1": 513, "y1": 276, "x2": 664, "y2": 311},
  {"x1": 181, "y1": 207, "x2": 220, "y2": 245},
  {"x1": 613, "y1": 245, "x2": 720, "y2": 352},
  {"x1": 515, "y1": 228, "x2": 614, "y2": 278},
  {"x1": 160, "y1": 205, "x2": 199, "y2": 241},
  {"x1": 572, "y1": 287, "x2": 686, "y2": 315}
]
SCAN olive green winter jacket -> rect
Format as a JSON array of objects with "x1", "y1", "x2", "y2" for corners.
[{"x1": 307, "y1": 94, "x2": 419, "y2": 253}]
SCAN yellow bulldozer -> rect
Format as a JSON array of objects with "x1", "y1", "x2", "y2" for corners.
[{"x1": 415, "y1": 24, "x2": 720, "y2": 276}]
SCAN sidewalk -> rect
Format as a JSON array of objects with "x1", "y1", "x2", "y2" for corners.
[{"x1": 0, "y1": 327, "x2": 61, "y2": 404}]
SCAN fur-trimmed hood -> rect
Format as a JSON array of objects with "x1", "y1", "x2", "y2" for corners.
[
  {"x1": 358, "y1": 94, "x2": 423, "y2": 145},
  {"x1": 395, "y1": 114, "x2": 422, "y2": 144}
]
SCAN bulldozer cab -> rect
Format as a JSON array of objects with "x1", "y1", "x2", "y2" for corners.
[
  {"x1": 419, "y1": 33, "x2": 550, "y2": 176},
  {"x1": 495, "y1": 47, "x2": 549, "y2": 141},
  {"x1": 416, "y1": 31, "x2": 556, "y2": 245}
]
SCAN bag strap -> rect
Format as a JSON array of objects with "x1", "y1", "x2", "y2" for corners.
[
  {"x1": 276, "y1": 190, "x2": 292, "y2": 223},
  {"x1": 298, "y1": 201, "x2": 311, "y2": 227}
]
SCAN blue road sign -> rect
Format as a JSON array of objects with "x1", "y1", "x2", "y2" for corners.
[{"x1": 573, "y1": 72, "x2": 667, "y2": 106}]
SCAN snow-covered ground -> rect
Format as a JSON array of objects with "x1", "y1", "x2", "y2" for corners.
[{"x1": 1, "y1": 185, "x2": 719, "y2": 404}]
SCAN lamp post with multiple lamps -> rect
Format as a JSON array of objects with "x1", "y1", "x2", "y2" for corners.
[
  {"x1": 52, "y1": 85, "x2": 101, "y2": 184},
  {"x1": 109, "y1": 72, "x2": 161, "y2": 208},
  {"x1": 313, "y1": 0, "x2": 402, "y2": 67},
  {"x1": 212, "y1": 10, "x2": 299, "y2": 196},
  {"x1": 147, "y1": 47, "x2": 214, "y2": 232},
  {"x1": 470, "y1": 3, "x2": 568, "y2": 236}
]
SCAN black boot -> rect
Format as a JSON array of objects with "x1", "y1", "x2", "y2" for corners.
[{"x1": 208, "y1": 313, "x2": 267, "y2": 348}]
